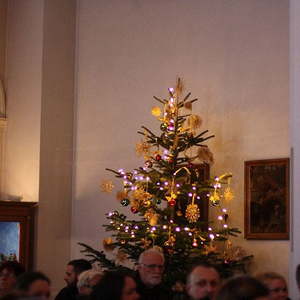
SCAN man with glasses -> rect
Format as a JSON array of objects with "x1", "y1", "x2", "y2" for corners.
[{"x1": 136, "y1": 248, "x2": 172, "y2": 300}]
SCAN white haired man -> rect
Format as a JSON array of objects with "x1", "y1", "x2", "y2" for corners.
[
  {"x1": 136, "y1": 248, "x2": 172, "y2": 300},
  {"x1": 77, "y1": 270, "x2": 102, "y2": 296}
]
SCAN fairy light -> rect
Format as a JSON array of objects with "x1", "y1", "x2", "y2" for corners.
[
  {"x1": 163, "y1": 225, "x2": 168, "y2": 230},
  {"x1": 176, "y1": 183, "x2": 180, "y2": 187},
  {"x1": 134, "y1": 225, "x2": 139, "y2": 230},
  {"x1": 131, "y1": 234, "x2": 135, "y2": 238},
  {"x1": 157, "y1": 182, "x2": 160, "y2": 185},
  {"x1": 218, "y1": 216, "x2": 223, "y2": 221},
  {"x1": 222, "y1": 208, "x2": 227, "y2": 213},
  {"x1": 223, "y1": 224, "x2": 228, "y2": 228},
  {"x1": 175, "y1": 227, "x2": 181, "y2": 232},
  {"x1": 164, "y1": 182, "x2": 169, "y2": 186},
  {"x1": 208, "y1": 227, "x2": 212, "y2": 231},
  {"x1": 192, "y1": 239, "x2": 198, "y2": 247},
  {"x1": 184, "y1": 227, "x2": 190, "y2": 231},
  {"x1": 188, "y1": 232, "x2": 193, "y2": 236},
  {"x1": 192, "y1": 186, "x2": 196, "y2": 191},
  {"x1": 170, "y1": 219, "x2": 174, "y2": 224},
  {"x1": 188, "y1": 192, "x2": 193, "y2": 197},
  {"x1": 196, "y1": 196, "x2": 200, "y2": 200},
  {"x1": 159, "y1": 187, "x2": 164, "y2": 190},
  {"x1": 209, "y1": 234, "x2": 215, "y2": 240},
  {"x1": 169, "y1": 87, "x2": 174, "y2": 93}
]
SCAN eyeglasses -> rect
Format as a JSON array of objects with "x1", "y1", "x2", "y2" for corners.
[
  {"x1": 141, "y1": 264, "x2": 164, "y2": 271},
  {"x1": 270, "y1": 287, "x2": 288, "y2": 293}
]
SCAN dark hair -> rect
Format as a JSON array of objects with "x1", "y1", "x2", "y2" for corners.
[
  {"x1": 90, "y1": 271, "x2": 135, "y2": 300},
  {"x1": 215, "y1": 276, "x2": 269, "y2": 300},
  {"x1": 15, "y1": 271, "x2": 50, "y2": 292},
  {"x1": 296, "y1": 265, "x2": 300, "y2": 287},
  {"x1": 0, "y1": 261, "x2": 25, "y2": 277},
  {"x1": 68, "y1": 259, "x2": 92, "y2": 275}
]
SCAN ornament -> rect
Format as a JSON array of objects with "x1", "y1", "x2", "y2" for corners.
[
  {"x1": 121, "y1": 198, "x2": 130, "y2": 206},
  {"x1": 185, "y1": 203, "x2": 200, "y2": 223},
  {"x1": 143, "y1": 200, "x2": 151, "y2": 208},
  {"x1": 155, "y1": 154, "x2": 162, "y2": 161},
  {"x1": 131, "y1": 207, "x2": 138, "y2": 214},
  {"x1": 103, "y1": 237, "x2": 115, "y2": 252},
  {"x1": 168, "y1": 199, "x2": 176, "y2": 206},
  {"x1": 140, "y1": 238, "x2": 152, "y2": 248},
  {"x1": 203, "y1": 244, "x2": 217, "y2": 254},
  {"x1": 224, "y1": 187, "x2": 234, "y2": 201},
  {"x1": 164, "y1": 235, "x2": 176, "y2": 247},
  {"x1": 135, "y1": 141, "x2": 150, "y2": 158},
  {"x1": 155, "y1": 198, "x2": 162, "y2": 205},
  {"x1": 187, "y1": 114, "x2": 202, "y2": 131},
  {"x1": 209, "y1": 192, "x2": 220, "y2": 206},
  {"x1": 184, "y1": 101, "x2": 192, "y2": 110},
  {"x1": 116, "y1": 190, "x2": 128, "y2": 201},
  {"x1": 144, "y1": 160, "x2": 153, "y2": 168},
  {"x1": 133, "y1": 188, "x2": 152, "y2": 202},
  {"x1": 149, "y1": 214, "x2": 159, "y2": 226},
  {"x1": 100, "y1": 180, "x2": 114, "y2": 193},
  {"x1": 160, "y1": 123, "x2": 168, "y2": 131},
  {"x1": 151, "y1": 106, "x2": 162, "y2": 117},
  {"x1": 197, "y1": 146, "x2": 214, "y2": 164}
]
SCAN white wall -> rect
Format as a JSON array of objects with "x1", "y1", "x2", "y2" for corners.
[{"x1": 73, "y1": 0, "x2": 289, "y2": 279}]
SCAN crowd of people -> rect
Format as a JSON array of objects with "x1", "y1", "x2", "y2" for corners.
[{"x1": 0, "y1": 247, "x2": 298, "y2": 300}]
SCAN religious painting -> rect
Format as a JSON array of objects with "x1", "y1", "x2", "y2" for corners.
[{"x1": 244, "y1": 158, "x2": 289, "y2": 239}]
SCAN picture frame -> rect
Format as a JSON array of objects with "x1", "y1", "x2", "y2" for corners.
[
  {"x1": 244, "y1": 158, "x2": 289, "y2": 240},
  {"x1": 0, "y1": 201, "x2": 37, "y2": 269}
]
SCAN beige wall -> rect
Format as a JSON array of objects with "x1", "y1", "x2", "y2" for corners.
[
  {"x1": 73, "y1": 0, "x2": 289, "y2": 280},
  {"x1": 0, "y1": 0, "x2": 7, "y2": 81},
  {"x1": 4, "y1": 0, "x2": 76, "y2": 295}
]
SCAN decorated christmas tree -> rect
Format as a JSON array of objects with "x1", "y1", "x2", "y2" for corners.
[{"x1": 79, "y1": 78, "x2": 252, "y2": 290}]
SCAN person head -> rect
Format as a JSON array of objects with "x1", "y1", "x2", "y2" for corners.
[
  {"x1": 90, "y1": 270, "x2": 139, "y2": 300},
  {"x1": 215, "y1": 276, "x2": 269, "y2": 300},
  {"x1": 186, "y1": 262, "x2": 221, "y2": 300},
  {"x1": 137, "y1": 248, "x2": 165, "y2": 288},
  {"x1": 77, "y1": 269, "x2": 103, "y2": 296},
  {"x1": 64, "y1": 259, "x2": 92, "y2": 286},
  {"x1": 0, "y1": 261, "x2": 25, "y2": 296},
  {"x1": 15, "y1": 271, "x2": 51, "y2": 299},
  {"x1": 296, "y1": 265, "x2": 300, "y2": 292},
  {"x1": 256, "y1": 272, "x2": 288, "y2": 300}
]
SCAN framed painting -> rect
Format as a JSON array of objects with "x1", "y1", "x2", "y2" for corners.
[
  {"x1": 0, "y1": 201, "x2": 37, "y2": 269},
  {"x1": 244, "y1": 158, "x2": 289, "y2": 239}
]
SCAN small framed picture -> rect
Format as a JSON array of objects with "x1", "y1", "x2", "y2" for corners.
[
  {"x1": 244, "y1": 158, "x2": 289, "y2": 240},
  {"x1": 0, "y1": 201, "x2": 36, "y2": 269}
]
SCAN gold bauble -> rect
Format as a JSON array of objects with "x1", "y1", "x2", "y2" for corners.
[
  {"x1": 185, "y1": 204, "x2": 200, "y2": 223},
  {"x1": 151, "y1": 106, "x2": 162, "y2": 117},
  {"x1": 149, "y1": 214, "x2": 159, "y2": 226},
  {"x1": 100, "y1": 180, "x2": 114, "y2": 193},
  {"x1": 103, "y1": 237, "x2": 115, "y2": 252},
  {"x1": 224, "y1": 187, "x2": 234, "y2": 201}
]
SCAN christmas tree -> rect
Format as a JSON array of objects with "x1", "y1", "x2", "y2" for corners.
[{"x1": 79, "y1": 78, "x2": 252, "y2": 290}]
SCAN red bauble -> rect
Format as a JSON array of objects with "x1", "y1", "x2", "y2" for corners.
[
  {"x1": 131, "y1": 207, "x2": 138, "y2": 214},
  {"x1": 155, "y1": 154, "x2": 162, "y2": 161},
  {"x1": 168, "y1": 199, "x2": 176, "y2": 206}
]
